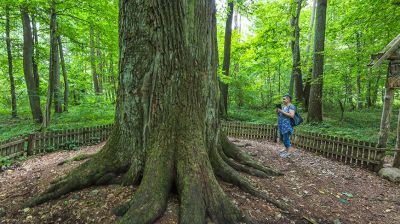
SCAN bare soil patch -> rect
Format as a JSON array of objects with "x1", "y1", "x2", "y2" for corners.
[{"x1": 1, "y1": 139, "x2": 399, "y2": 223}]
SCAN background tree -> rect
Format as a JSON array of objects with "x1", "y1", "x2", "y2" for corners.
[
  {"x1": 5, "y1": 4, "x2": 17, "y2": 118},
  {"x1": 290, "y1": 0, "x2": 304, "y2": 103},
  {"x1": 21, "y1": 5, "x2": 43, "y2": 123},
  {"x1": 307, "y1": 0, "x2": 327, "y2": 123},
  {"x1": 220, "y1": 0, "x2": 234, "y2": 116}
]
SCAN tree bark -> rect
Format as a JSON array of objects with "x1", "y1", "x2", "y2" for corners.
[
  {"x1": 291, "y1": 0, "x2": 304, "y2": 102},
  {"x1": 21, "y1": 6, "x2": 43, "y2": 123},
  {"x1": 90, "y1": 24, "x2": 101, "y2": 94},
  {"x1": 6, "y1": 5, "x2": 17, "y2": 118},
  {"x1": 25, "y1": 1, "x2": 285, "y2": 222},
  {"x1": 43, "y1": 2, "x2": 60, "y2": 127},
  {"x1": 32, "y1": 13, "x2": 40, "y2": 89},
  {"x1": 220, "y1": 1, "x2": 234, "y2": 117},
  {"x1": 58, "y1": 36, "x2": 69, "y2": 112},
  {"x1": 307, "y1": 0, "x2": 327, "y2": 123}
]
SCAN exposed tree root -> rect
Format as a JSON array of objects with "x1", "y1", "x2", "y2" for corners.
[
  {"x1": 24, "y1": 137, "x2": 133, "y2": 208},
  {"x1": 211, "y1": 144, "x2": 287, "y2": 211},
  {"x1": 221, "y1": 135, "x2": 283, "y2": 176},
  {"x1": 115, "y1": 137, "x2": 174, "y2": 224},
  {"x1": 219, "y1": 147, "x2": 273, "y2": 178},
  {"x1": 57, "y1": 153, "x2": 93, "y2": 166}
]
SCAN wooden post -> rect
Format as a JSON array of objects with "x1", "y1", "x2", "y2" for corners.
[
  {"x1": 393, "y1": 109, "x2": 400, "y2": 168},
  {"x1": 376, "y1": 85, "x2": 394, "y2": 170},
  {"x1": 27, "y1": 134, "x2": 35, "y2": 155}
]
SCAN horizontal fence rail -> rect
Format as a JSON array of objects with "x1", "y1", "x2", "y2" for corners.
[
  {"x1": 221, "y1": 121, "x2": 384, "y2": 171},
  {"x1": 0, "y1": 124, "x2": 113, "y2": 158},
  {"x1": 221, "y1": 121, "x2": 277, "y2": 142},
  {"x1": 1, "y1": 121, "x2": 385, "y2": 171}
]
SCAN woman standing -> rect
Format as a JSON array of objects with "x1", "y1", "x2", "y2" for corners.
[{"x1": 276, "y1": 95, "x2": 297, "y2": 158}]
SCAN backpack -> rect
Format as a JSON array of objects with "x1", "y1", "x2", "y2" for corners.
[{"x1": 291, "y1": 111, "x2": 303, "y2": 126}]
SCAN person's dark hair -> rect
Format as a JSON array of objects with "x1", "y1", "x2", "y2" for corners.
[{"x1": 283, "y1": 94, "x2": 292, "y2": 101}]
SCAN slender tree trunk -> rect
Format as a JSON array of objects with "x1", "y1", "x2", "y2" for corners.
[
  {"x1": 21, "y1": 6, "x2": 43, "y2": 123},
  {"x1": 220, "y1": 1, "x2": 234, "y2": 116},
  {"x1": 58, "y1": 36, "x2": 69, "y2": 112},
  {"x1": 372, "y1": 69, "x2": 382, "y2": 106},
  {"x1": 366, "y1": 68, "x2": 372, "y2": 108},
  {"x1": 32, "y1": 13, "x2": 40, "y2": 89},
  {"x1": 356, "y1": 31, "x2": 363, "y2": 109},
  {"x1": 6, "y1": 5, "x2": 17, "y2": 118},
  {"x1": 26, "y1": 1, "x2": 284, "y2": 223},
  {"x1": 96, "y1": 33, "x2": 104, "y2": 94},
  {"x1": 90, "y1": 25, "x2": 101, "y2": 94},
  {"x1": 43, "y1": 2, "x2": 60, "y2": 127},
  {"x1": 303, "y1": 0, "x2": 316, "y2": 111},
  {"x1": 307, "y1": 0, "x2": 327, "y2": 123},
  {"x1": 291, "y1": 0, "x2": 304, "y2": 102}
]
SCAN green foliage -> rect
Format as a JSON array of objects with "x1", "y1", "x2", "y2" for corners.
[{"x1": 0, "y1": 100, "x2": 114, "y2": 141}]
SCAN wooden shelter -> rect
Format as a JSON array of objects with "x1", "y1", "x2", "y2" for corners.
[{"x1": 368, "y1": 34, "x2": 400, "y2": 169}]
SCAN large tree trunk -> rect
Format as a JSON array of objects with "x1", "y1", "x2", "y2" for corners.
[
  {"x1": 220, "y1": 1, "x2": 234, "y2": 117},
  {"x1": 90, "y1": 24, "x2": 101, "y2": 94},
  {"x1": 291, "y1": 0, "x2": 304, "y2": 103},
  {"x1": 58, "y1": 36, "x2": 69, "y2": 112},
  {"x1": 6, "y1": 5, "x2": 17, "y2": 118},
  {"x1": 25, "y1": 1, "x2": 285, "y2": 223},
  {"x1": 307, "y1": 0, "x2": 327, "y2": 123},
  {"x1": 43, "y1": 2, "x2": 60, "y2": 127},
  {"x1": 21, "y1": 6, "x2": 43, "y2": 123}
]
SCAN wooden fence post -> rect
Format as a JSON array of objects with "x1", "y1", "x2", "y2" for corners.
[{"x1": 27, "y1": 134, "x2": 35, "y2": 156}]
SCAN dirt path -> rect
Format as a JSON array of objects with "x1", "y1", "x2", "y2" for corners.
[{"x1": 1, "y1": 139, "x2": 399, "y2": 224}]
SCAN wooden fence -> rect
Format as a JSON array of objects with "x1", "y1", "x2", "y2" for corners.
[
  {"x1": 0, "y1": 124, "x2": 113, "y2": 158},
  {"x1": 1, "y1": 121, "x2": 385, "y2": 171},
  {"x1": 221, "y1": 121, "x2": 277, "y2": 142},
  {"x1": 221, "y1": 121, "x2": 384, "y2": 171}
]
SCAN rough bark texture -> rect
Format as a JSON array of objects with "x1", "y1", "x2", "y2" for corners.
[
  {"x1": 291, "y1": 0, "x2": 304, "y2": 103},
  {"x1": 21, "y1": 6, "x2": 43, "y2": 123},
  {"x1": 6, "y1": 5, "x2": 17, "y2": 118},
  {"x1": 307, "y1": 0, "x2": 327, "y2": 123},
  {"x1": 58, "y1": 36, "x2": 69, "y2": 112},
  {"x1": 25, "y1": 1, "x2": 284, "y2": 223},
  {"x1": 90, "y1": 25, "x2": 101, "y2": 94},
  {"x1": 220, "y1": 1, "x2": 234, "y2": 117}
]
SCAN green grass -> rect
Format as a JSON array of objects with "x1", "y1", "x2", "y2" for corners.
[
  {"x1": 228, "y1": 105, "x2": 399, "y2": 148},
  {"x1": 0, "y1": 100, "x2": 115, "y2": 141}
]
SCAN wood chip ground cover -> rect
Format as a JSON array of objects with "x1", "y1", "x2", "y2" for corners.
[{"x1": 0, "y1": 139, "x2": 399, "y2": 223}]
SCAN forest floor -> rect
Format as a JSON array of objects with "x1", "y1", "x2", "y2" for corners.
[{"x1": 1, "y1": 139, "x2": 400, "y2": 224}]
